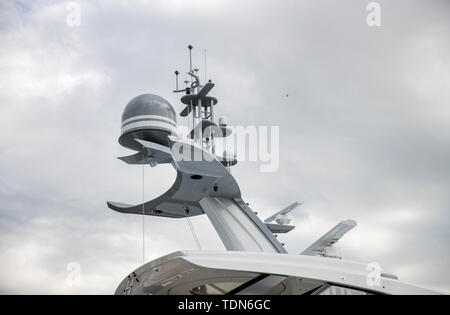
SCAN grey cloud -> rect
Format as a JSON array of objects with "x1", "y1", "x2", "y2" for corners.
[{"x1": 0, "y1": 0, "x2": 448, "y2": 293}]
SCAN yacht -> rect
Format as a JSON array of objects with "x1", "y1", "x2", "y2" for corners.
[{"x1": 107, "y1": 46, "x2": 442, "y2": 295}]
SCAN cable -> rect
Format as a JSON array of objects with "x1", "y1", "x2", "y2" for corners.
[
  {"x1": 183, "y1": 181, "x2": 202, "y2": 250},
  {"x1": 142, "y1": 155, "x2": 145, "y2": 265},
  {"x1": 186, "y1": 213, "x2": 202, "y2": 250},
  {"x1": 204, "y1": 49, "x2": 207, "y2": 82}
]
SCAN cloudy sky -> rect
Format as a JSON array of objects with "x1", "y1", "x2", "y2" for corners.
[{"x1": 0, "y1": 0, "x2": 449, "y2": 294}]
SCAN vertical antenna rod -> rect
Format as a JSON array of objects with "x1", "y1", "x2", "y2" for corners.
[
  {"x1": 141, "y1": 154, "x2": 145, "y2": 265},
  {"x1": 188, "y1": 44, "x2": 193, "y2": 74},
  {"x1": 174, "y1": 70, "x2": 179, "y2": 90},
  {"x1": 204, "y1": 49, "x2": 207, "y2": 83}
]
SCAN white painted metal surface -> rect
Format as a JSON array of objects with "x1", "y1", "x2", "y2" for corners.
[
  {"x1": 200, "y1": 197, "x2": 281, "y2": 253},
  {"x1": 302, "y1": 220, "x2": 357, "y2": 258},
  {"x1": 115, "y1": 251, "x2": 443, "y2": 295}
]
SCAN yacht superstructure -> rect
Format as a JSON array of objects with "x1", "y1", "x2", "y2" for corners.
[{"x1": 107, "y1": 46, "x2": 442, "y2": 295}]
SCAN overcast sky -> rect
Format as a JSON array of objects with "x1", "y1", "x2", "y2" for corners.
[{"x1": 0, "y1": 0, "x2": 449, "y2": 294}]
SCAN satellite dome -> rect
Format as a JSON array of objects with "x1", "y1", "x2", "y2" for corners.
[
  {"x1": 218, "y1": 116, "x2": 228, "y2": 127},
  {"x1": 119, "y1": 94, "x2": 177, "y2": 150}
]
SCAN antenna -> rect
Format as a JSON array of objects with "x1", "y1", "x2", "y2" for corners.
[
  {"x1": 174, "y1": 70, "x2": 179, "y2": 91},
  {"x1": 264, "y1": 201, "x2": 303, "y2": 225},
  {"x1": 194, "y1": 68, "x2": 200, "y2": 87},
  {"x1": 171, "y1": 46, "x2": 235, "y2": 170},
  {"x1": 188, "y1": 44, "x2": 193, "y2": 74},
  {"x1": 301, "y1": 220, "x2": 357, "y2": 259},
  {"x1": 204, "y1": 49, "x2": 207, "y2": 83}
]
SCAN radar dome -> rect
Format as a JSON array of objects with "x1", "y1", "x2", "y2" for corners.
[{"x1": 119, "y1": 94, "x2": 177, "y2": 150}]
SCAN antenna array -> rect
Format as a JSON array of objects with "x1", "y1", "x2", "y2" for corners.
[{"x1": 173, "y1": 45, "x2": 236, "y2": 169}]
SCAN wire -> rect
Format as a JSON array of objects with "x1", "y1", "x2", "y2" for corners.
[
  {"x1": 204, "y1": 49, "x2": 207, "y2": 83},
  {"x1": 183, "y1": 181, "x2": 202, "y2": 250},
  {"x1": 186, "y1": 214, "x2": 202, "y2": 250},
  {"x1": 142, "y1": 155, "x2": 145, "y2": 265}
]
